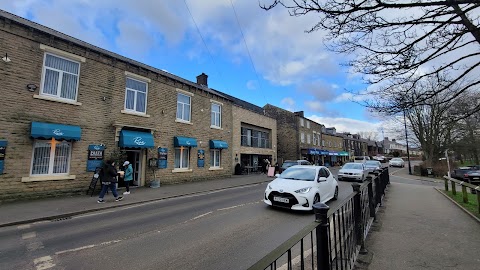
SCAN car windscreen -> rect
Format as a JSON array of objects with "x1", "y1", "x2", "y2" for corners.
[
  {"x1": 342, "y1": 163, "x2": 363, "y2": 170},
  {"x1": 365, "y1": 161, "x2": 379, "y2": 166},
  {"x1": 280, "y1": 167, "x2": 316, "y2": 181},
  {"x1": 281, "y1": 162, "x2": 296, "y2": 169}
]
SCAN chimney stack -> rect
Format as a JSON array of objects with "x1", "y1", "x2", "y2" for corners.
[{"x1": 196, "y1": 73, "x2": 208, "y2": 87}]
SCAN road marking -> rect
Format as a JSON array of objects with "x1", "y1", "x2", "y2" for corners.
[
  {"x1": 33, "y1": 256, "x2": 55, "y2": 270},
  {"x1": 22, "y1": 232, "x2": 36, "y2": 239},
  {"x1": 191, "y1": 211, "x2": 213, "y2": 220},
  {"x1": 278, "y1": 246, "x2": 315, "y2": 270},
  {"x1": 217, "y1": 201, "x2": 260, "y2": 211},
  {"x1": 55, "y1": 240, "x2": 121, "y2": 255},
  {"x1": 17, "y1": 224, "x2": 31, "y2": 230},
  {"x1": 27, "y1": 241, "x2": 44, "y2": 251}
]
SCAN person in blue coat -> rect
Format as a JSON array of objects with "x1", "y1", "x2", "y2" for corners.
[{"x1": 123, "y1": 161, "x2": 133, "y2": 195}]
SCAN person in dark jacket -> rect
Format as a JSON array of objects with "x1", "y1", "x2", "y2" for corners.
[{"x1": 97, "y1": 160, "x2": 123, "y2": 203}]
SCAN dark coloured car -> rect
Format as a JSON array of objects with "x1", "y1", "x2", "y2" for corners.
[
  {"x1": 463, "y1": 170, "x2": 480, "y2": 186},
  {"x1": 452, "y1": 165, "x2": 480, "y2": 180}
]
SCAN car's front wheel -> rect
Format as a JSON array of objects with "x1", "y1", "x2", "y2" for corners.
[
  {"x1": 333, "y1": 186, "x2": 338, "y2": 200},
  {"x1": 313, "y1": 194, "x2": 320, "y2": 205}
]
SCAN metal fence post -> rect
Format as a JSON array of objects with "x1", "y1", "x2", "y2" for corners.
[
  {"x1": 385, "y1": 167, "x2": 390, "y2": 184},
  {"x1": 374, "y1": 176, "x2": 382, "y2": 207},
  {"x1": 367, "y1": 179, "x2": 376, "y2": 220},
  {"x1": 352, "y1": 183, "x2": 367, "y2": 254},
  {"x1": 313, "y1": 203, "x2": 330, "y2": 270}
]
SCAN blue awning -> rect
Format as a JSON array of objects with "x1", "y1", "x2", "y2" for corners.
[
  {"x1": 119, "y1": 130, "x2": 154, "y2": 148},
  {"x1": 31, "y1": 122, "x2": 82, "y2": 141},
  {"x1": 174, "y1": 136, "x2": 197, "y2": 147},
  {"x1": 209, "y1": 140, "x2": 228, "y2": 149}
]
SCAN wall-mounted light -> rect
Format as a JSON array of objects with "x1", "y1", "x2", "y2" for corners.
[
  {"x1": 26, "y1": 84, "x2": 38, "y2": 92},
  {"x1": 2, "y1": 53, "x2": 11, "y2": 63}
]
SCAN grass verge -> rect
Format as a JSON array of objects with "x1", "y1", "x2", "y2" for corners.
[{"x1": 442, "y1": 190, "x2": 480, "y2": 219}]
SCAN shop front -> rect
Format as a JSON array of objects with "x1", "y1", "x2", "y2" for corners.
[{"x1": 118, "y1": 129, "x2": 154, "y2": 187}]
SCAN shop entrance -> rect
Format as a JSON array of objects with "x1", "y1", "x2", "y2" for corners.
[{"x1": 119, "y1": 150, "x2": 142, "y2": 187}]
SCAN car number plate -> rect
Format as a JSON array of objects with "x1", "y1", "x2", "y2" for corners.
[{"x1": 274, "y1": 196, "x2": 289, "y2": 203}]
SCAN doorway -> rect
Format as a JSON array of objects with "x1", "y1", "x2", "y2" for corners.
[{"x1": 119, "y1": 150, "x2": 142, "y2": 187}]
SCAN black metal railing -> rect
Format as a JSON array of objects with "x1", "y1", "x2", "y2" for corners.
[{"x1": 248, "y1": 168, "x2": 390, "y2": 270}]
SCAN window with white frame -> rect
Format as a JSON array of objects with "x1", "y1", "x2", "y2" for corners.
[
  {"x1": 31, "y1": 140, "x2": 71, "y2": 175},
  {"x1": 313, "y1": 133, "x2": 317, "y2": 145},
  {"x1": 317, "y1": 134, "x2": 321, "y2": 146},
  {"x1": 300, "y1": 118, "x2": 304, "y2": 126},
  {"x1": 306, "y1": 121, "x2": 310, "y2": 129},
  {"x1": 211, "y1": 103, "x2": 221, "y2": 128},
  {"x1": 125, "y1": 77, "x2": 148, "y2": 113},
  {"x1": 210, "y1": 149, "x2": 221, "y2": 167},
  {"x1": 176, "y1": 93, "x2": 191, "y2": 122},
  {"x1": 174, "y1": 147, "x2": 190, "y2": 169},
  {"x1": 307, "y1": 134, "x2": 311, "y2": 144},
  {"x1": 41, "y1": 53, "x2": 80, "y2": 101},
  {"x1": 322, "y1": 140, "x2": 325, "y2": 147},
  {"x1": 301, "y1": 132, "x2": 305, "y2": 143}
]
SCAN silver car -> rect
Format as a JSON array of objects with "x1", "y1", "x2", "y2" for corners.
[
  {"x1": 337, "y1": 162, "x2": 368, "y2": 182},
  {"x1": 364, "y1": 160, "x2": 382, "y2": 173},
  {"x1": 389, "y1": 158, "x2": 405, "y2": 167}
]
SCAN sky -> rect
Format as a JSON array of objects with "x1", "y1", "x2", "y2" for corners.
[{"x1": 0, "y1": 0, "x2": 396, "y2": 139}]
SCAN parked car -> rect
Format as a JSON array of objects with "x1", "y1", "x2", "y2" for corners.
[
  {"x1": 264, "y1": 165, "x2": 338, "y2": 211},
  {"x1": 389, "y1": 158, "x2": 405, "y2": 167},
  {"x1": 353, "y1": 156, "x2": 370, "y2": 163},
  {"x1": 337, "y1": 162, "x2": 368, "y2": 182},
  {"x1": 463, "y1": 170, "x2": 480, "y2": 186},
  {"x1": 364, "y1": 160, "x2": 382, "y2": 173},
  {"x1": 373, "y1": 156, "x2": 387, "y2": 163},
  {"x1": 279, "y1": 160, "x2": 312, "y2": 173},
  {"x1": 452, "y1": 165, "x2": 480, "y2": 180}
]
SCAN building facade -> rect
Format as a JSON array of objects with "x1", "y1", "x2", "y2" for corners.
[
  {"x1": 0, "y1": 11, "x2": 235, "y2": 201},
  {"x1": 322, "y1": 128, "x2": 348, "y2": 165}
]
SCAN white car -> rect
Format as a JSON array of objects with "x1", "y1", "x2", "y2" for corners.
[
  {"x1": 337, "y1": 162, "x2": 368, "y2": 182},
  {"x1": 389, "y1": 158, "x2": 405, "y2": 167},
  {"x1": 264, "y1": 165, "x2": 338, "y2": 211}
]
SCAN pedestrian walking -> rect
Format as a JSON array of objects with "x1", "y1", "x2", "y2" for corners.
[
  {"x1": 123, "y1": 160, "x2": 133, "y2": 195},
  {"x1": 97, "y1": 160, "x2": 123, "y2": 203}
]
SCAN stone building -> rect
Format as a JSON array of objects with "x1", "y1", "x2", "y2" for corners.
[
  {"x1": 322, "y1": 127, "x2": 348, "y2": 165},
  {"x1": 0, "y1": 10, "x2": 236, "y2": 201}
]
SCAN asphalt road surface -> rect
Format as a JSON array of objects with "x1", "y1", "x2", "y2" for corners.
[{"x1": 0, "y1": 167, "x2": 387, "y2": 270}]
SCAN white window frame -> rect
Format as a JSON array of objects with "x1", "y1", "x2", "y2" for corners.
[
  {"x1": 211, "y1": 102, "x2": 222, "y2": 129},
  {"x1": 124, "y1": 77, "x2": 148, "y2": 114},
  {"x1": 313, "y1": 132, "x2": 317, "y2": 145},
  {"x1": 174, "y1": 147, "x2": 190, "y2": 169},
  {"x1": 306, "y1": 121, "x2": 310, "y2": 129},
  {"x1": 300, "y1": 118, "x2": 304, "y2": 127},
  {"x1": 307, "y1": 134, "x2": 311, "y2": 144},
  {"x1": 301, "y1": 132, "x2": 305, "y2": 143},
  {"x1": 40, "y1": 53, "x2": 81, "y2": 102},
  {"x1": 210, "y1": 149, "x2": 221, "y2": 168},
  {"x1": 322, "y1": 140, "x2": 325, "y2": 147},
  {"x1": 176, "y1": 93, "x2": 192, "y2": 123},
  {"x1": 30, "y1": 140, "x2": 72, "y2": 176}
]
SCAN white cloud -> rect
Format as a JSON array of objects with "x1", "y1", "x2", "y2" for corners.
[
  {"x1": 304, "y1": 101, "x2": 325, "y2": 113},
  {"x1": 308, "y1": 115, "x2": 382, "y2": 135},
  {"x1": 246, "y1": 80, "x2": 258, "y2": 90},
  {"x1": 281, "y1": 97, "x2": 296, "y2": 111}
]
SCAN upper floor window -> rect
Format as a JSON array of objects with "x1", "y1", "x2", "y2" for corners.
[
  {"x1": 322, "y1": 140, "x2": 325, "y2": 147},
  {"x1": 313, "y1": 133, "x2": 317, "y2": 145},
  {"x1": 306, "y1": 121, "x2": 310, "y2": 129},
  {"x1": 31, "y1": 140, "x2": 71, "y2": 175},
  {"x1": 41, "y1": 53, "x2": 80, "y2": 101},
  {"x1": 125, "y1": 77, "x2": 148, "y2": 113},
  {"x1": 307, "y1": 134, "x2": 311, "y2": 144},
  {"x1": 177, "y1": 93, "x2": 191, "y2": 122},
  {"x1": 301, "y1": 133, "x2": 305, "y2": 143},
  {"x1": 241, "y1": 127, "x2": 270, "y2": 148},
  {"x1": 300, "y1": 118, "x2": 304, "y2": 127},
  {"x1": 211, "y1": 103, "x2": 222, "y2": 128}
]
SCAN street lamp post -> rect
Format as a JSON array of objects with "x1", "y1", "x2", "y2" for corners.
[{"x1": 403, "y1": 109, "x2": 412, "y2": 175}]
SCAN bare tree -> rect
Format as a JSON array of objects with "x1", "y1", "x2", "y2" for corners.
[
  {"x1": 357, "y1": 131, "x2": 378, "y2": 141},
  {"x1": 260, "y1": 1, "x2": 480, "y2": 114}
]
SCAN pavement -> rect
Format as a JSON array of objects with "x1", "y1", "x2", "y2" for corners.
[
  {"x1": 1, "y1": 166, "x2": 479, "y2": 269},
  {"x1": 356, "y1": 166, "x2": 480, "y2": 270}
]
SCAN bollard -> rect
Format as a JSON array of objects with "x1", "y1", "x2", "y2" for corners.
[
  {"x1": 352, "y1": 183, "x2": 367, "y2": 254},
  {"x1": 461, "y1": 183, "x2": 468, "y2": 203},
  {"x1": 313, "y1": 203, "x2": 330, "y2": 270},
  {"x1": 451, "y1": 181, "x2": 457, "y2": 195},
  {"x1": 476, "y1": 188, "x2": 480, "y2": 214},
  {"x1": 444, "y1": 178, "x2": 449, "y2": 191}
]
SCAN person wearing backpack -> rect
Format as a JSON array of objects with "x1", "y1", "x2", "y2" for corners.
[
  {"x1": 97, "y1": 160, "x2": 123, "y2": 203},
  {"x1": 123, "y1": 161, "x2": 133, "y2": 195}
]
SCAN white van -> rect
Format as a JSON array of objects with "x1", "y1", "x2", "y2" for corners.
[{"x1": 353, "y1": 156, "x2": 370, "y2": 163}]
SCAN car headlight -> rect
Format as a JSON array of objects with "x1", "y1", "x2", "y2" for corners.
[{"x1": 295, "y1": 187, "x2": 312, "y2": 194}]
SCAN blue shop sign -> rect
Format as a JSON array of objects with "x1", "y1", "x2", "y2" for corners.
[
  {"x1": 157, "y1": 147, "x2": 168, "y2": 169},
  {"x1": 197, "y1": 149, "x2": 205, "y2": 168},
  {"x1": 86, "y1": 144, "x2": 105, "y2": 172}
]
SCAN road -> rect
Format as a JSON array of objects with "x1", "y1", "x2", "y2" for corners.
[{"x1": 0, "y1": 166, "x2": 428, "y2": 270}]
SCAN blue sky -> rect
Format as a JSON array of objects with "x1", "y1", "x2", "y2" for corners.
[{"x1": 1, "y1": 0, "x2": 391, "y2": 136}]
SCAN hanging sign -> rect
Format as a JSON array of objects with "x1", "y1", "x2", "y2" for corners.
[
  {"x1": 197, "y1": 149, "x2": 205, "y2": 168},
  {"x1": 87, "y1": 144, "x2": 105, "y2": 172},
  {"x1": 0, "y1": 140, "x2": 6, "y2": 175},
  {"x1": 157, "y1": 147, "x2": 168, "y2": 169}
]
